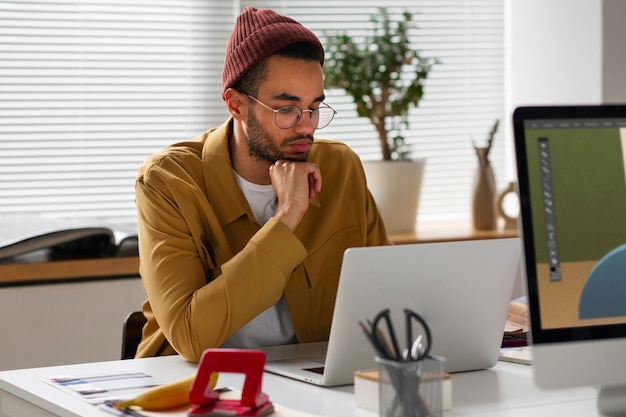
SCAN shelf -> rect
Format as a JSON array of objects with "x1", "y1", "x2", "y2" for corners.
[
  {"x1": 0, "y1": 256, "x2": 139, "y2": 286},
  {"x1": 389, "y1": 219, "x2": 518, "y2": 244}
]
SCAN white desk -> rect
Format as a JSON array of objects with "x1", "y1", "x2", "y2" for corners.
[{"x1": 0, "y1": 355, "x2": 602, "y2": 417}]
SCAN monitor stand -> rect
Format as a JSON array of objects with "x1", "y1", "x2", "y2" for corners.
[{"x1": 597, "y1": 385, "x2": 626, "y2": 416}]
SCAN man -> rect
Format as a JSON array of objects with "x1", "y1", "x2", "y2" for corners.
[{"x1": 134, "y1": 6, "x2": 390, "y2": 362}]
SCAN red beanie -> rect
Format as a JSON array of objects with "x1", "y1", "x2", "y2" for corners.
[{"x1": 222, "y1": 7, "x2": 324, "y2": 98}]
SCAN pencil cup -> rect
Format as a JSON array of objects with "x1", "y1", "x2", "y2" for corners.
[{"x1": 375, "y1": 355, "x2": 445, "y2": 417}]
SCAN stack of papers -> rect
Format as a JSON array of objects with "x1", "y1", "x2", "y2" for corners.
[{"x1": 42, "y1": 370, "x2": 162, "y2": 405}]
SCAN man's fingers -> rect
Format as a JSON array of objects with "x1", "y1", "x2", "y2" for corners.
[{"x1": 309, "y1": 166, "x2": 322, "y2": 193}]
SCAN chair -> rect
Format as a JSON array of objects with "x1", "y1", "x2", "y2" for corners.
[{"x1": 121, "y1": 311, "x2": 147, "y2": 360}]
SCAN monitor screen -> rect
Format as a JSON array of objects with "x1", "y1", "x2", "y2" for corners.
[{"x1": 513, "y1": 105, "x2": 626, "y2": 415}]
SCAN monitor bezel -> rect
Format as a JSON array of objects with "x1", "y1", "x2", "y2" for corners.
[{"x1": 513, "y1": 104, "x2": 626, "y2": 345}]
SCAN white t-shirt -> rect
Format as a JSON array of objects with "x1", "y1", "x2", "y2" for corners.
[{"x1": 221, "y1": 171, "x2": 297, "y2": 348}]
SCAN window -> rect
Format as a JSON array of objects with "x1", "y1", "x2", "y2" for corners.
[
  {"x1": 0, "y1": 0, "x2": 230, "y2": 226},
  {"x1": 0, "y1": 0, "x2": 505, "y2": 226}
]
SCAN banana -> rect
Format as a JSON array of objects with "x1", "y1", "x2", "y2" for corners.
[{"x1": 115, "y1": 372, "x2": 218, "y2": 411}]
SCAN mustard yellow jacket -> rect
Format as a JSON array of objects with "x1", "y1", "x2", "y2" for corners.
[{"x1": 135, "y1": 118, "x2": 391, "y2": 361}]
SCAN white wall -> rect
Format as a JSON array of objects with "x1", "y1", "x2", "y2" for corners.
[
  {"x1": 503, "y1": 0, "x2": 626, "y2": 178},
  {"x1": 0, "y1": 278, "x2": 145, "y2": 370},
  {"x1": 506, "y1": 0, "x2": 603, "y2": 110}
]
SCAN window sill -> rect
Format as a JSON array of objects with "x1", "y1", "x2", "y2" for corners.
[{"x1": 389, "y1": 219, "x2": 519, "y2": 245}]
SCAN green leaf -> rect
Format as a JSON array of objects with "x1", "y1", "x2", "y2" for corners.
[{"x1": 323, "y1": 7, "x2": 438, "y2": 160}]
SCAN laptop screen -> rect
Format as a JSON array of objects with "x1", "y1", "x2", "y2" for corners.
[{"x1": 513, "y1": 105, "x2": 626, "y2": 344}]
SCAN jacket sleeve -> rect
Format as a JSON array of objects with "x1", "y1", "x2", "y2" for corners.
[{"x1": 135, "y1": 158, "x2": 307, "y2": 362}]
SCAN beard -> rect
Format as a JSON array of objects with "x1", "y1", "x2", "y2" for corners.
[{"x1": 245, "y1": 110, "x2": 312, "y2": 163}]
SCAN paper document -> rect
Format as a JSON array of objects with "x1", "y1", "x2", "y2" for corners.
[
  {"x1": 499, "y1": 347, "x2": 532, "y2": 365},
  {"x1": 42, "y1": 370, "x2": 162, "y2": 405}
]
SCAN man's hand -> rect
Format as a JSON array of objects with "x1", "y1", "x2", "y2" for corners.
[{"x1": 269, "y1": 160, "x2": 322, "y2": 231}]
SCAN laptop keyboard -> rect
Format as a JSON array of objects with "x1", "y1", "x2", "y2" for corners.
[{"x1": 303, "y1": 366, "x2": 325, "y2": 375}]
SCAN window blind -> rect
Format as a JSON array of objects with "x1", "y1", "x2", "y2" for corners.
[
  {"x1": 0, "y1": 0, "x2": 231, "y2": 226},
  {"x1": 0, "y1": 0, "x2": 505, "y2": 226}
]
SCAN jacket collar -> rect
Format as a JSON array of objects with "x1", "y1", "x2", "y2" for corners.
[
  {"x1": 201, "y1": 118, "x2": 321, "y2": 227},
  {"x1": 201, "y1": 118, "x2": 248, "y2": 227}
]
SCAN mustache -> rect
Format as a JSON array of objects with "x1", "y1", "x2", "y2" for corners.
[{"x1": 282, "y1": 134, "x2": 314, "y2": 146}]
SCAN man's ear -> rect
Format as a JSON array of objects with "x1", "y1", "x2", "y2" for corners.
[{"x1": 224, "y1": 88, "x2": 246, "y2": 121}]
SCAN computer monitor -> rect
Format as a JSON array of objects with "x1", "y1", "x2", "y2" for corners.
[{"x1": 513, "y1": 104, "x2": 626, "y2": 415}]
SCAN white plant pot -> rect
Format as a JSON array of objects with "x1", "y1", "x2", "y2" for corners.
[{"x1": 362, "y1": 159, "x2": 426, "y2": 234}]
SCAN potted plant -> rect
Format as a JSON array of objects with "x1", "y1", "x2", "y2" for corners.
[{"x1": 324, "y1": 7, "x2": 438, "y2": 233}]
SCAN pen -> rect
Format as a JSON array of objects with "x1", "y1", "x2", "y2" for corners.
[
  {"x1": 370, "y1": 310, "x2": 401, "y2": 360},
  {"x1": 359, "y1": 321, "x2": 393, "y2": 359},
  {"x1": 100, "y1": 401, "x2": 146, "y2": 417}
]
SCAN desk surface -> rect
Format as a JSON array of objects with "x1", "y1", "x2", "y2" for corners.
[{"x1": 0, "y1": 355, "x2": 602, "y2": 417}]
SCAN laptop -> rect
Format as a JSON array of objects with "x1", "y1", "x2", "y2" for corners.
[{"x1": 262, "y1": 238, "x2": 521, "y2": 386}]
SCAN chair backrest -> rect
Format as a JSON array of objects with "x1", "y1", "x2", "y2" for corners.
[{"x1": 121, "y1": 311, "x2": 147, "y2": 360}]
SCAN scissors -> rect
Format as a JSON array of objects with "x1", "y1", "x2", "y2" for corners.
[
  {"x1": 359, "y1": 308, "x2": 436, "y2": 417},
  {"x1": 360, "y1": 308, "x2": 432, "y2": 362}
]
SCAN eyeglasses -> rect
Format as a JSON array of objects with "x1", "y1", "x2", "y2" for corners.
[{"x1": 247, "y1": 95, "x2": 336, "y2": 129}]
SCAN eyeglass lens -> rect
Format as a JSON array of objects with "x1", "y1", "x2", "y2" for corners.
[{"x1": 275, "y1": 105, "x2": 335, "y2": 129}]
